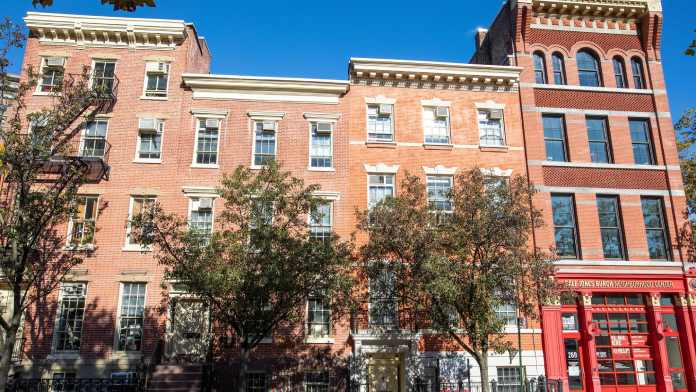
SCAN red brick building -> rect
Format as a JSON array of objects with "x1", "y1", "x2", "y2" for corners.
[{"x1": 7, "y1": 1, "x2": 695, "y2": 391}]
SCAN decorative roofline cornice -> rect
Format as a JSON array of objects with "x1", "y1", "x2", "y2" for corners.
[
  {"x1": 349, "y1": 58, "x2": 521, "y2": 87},
  {"x1": 24, "y1": 12, "x2": 188, "y2": 49},
  {"x1": 529, "y1": 0, "x2": 660, "y2": 17}
]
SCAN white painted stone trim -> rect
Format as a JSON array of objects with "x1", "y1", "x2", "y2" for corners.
[
  {"x1": 303, "y1": 112, "x2": 341, "y2": 122},
  {"x1": 475, "y1": 100, "x2": 506, "y2": 110},
  {"x1": 423, "y1": 165, "x2": 458, "y2": 176},
  {"x1": 190, "y1": 108, "x2": 228, "y2": 118},
  {"x1": 536, "y1": 185, "x2": 685, "y2": 197},
  {"x1": 365, "y1": 95, "x2": 396, "y2": 105},
  {"x1": 529, "y1": 160, "x2": 678, "y2": 171},
  {"x1": 524, "y1": 83, "x2": 654, "y2": 95},
  {"x1": 312, "y1": 191, "x2": 341, "y2": 201},
  {"x1": 481, "y1": 167, "x2": 513, "y2": 177},
  {"x1": 364, "y1": 163, "x2": 400, "y2": 174},
  {"x1": 182, "y1": 186, "x2": 218, "y2": 196},
  {"x1": 420, "y1": 98, "x2": 451, "y2": 107},
  {"x1": 529, "y1": 106, "x2": 656, "y2": 117},
  {"x1": 247, "y1": 111, "x2": 285, "y2": 120}
]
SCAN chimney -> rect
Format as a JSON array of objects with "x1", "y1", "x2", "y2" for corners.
[{"x1": 475, "y1": 28, "x2": 489, "y2": 50}]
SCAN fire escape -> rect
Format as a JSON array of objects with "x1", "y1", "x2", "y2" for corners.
[{"x1": 38, "y1": 73, "x2": 119, "y2": 183}]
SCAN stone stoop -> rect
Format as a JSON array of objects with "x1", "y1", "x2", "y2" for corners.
[{"x1": 147, "y1": 364, "x2": 203, "y2": 392}]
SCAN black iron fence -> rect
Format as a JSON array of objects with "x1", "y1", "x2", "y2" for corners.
[{"x1": 5, "y1": 377, "x2": 144, "y2": 392}]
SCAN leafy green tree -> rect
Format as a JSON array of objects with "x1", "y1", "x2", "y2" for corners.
[
  {"x1": 131, "y1": 162, "x2": 355, "y2": 392},
  {"x1": 358, "y1": 170, "x2": 555, "y2": 392},
  {"x1": 686, "y1": 31, "x2": 695, "y2": 56},
  {"x1": 0, "y1": 19, "x2": 106, "y2": 388},
  {"x1": 32, "y1": 0, "x2": 155, "y2": 11}
]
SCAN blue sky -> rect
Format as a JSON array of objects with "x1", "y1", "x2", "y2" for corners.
[{"x1": 3, "y1": 0, "x2": 694, "y2": 118}]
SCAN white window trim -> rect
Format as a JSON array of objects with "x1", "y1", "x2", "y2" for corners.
[
  {"x1": 303, "y1": 112, "x2": 340, "y2": 122},
  {"x1": 123, "y1": 196, "x2": 156, "y2": 252},
  {"x1": 423, "y1": 165, "x2": 458, "y2": 176},
  {"x1": 420, "y1": 98, "x2": 451, "y2": 107},
  {"x1": 422, "y1": 106, "x2": 452, "y2": 145},
  {"x1": 51, "y1": 283, "x2": 87, "y2": 353},
  {"x1": 250, "y1": 119, "x2": 278, "y2": 169},
  {"x1": 364, "y1": 163, "x2": 399, "y2": 174},
  {"x1": 65, "y1": 194, "x2": 99, "y2": 250},
  {"x1": 134, "y1": 118, "x2": 164, "y2": 164},
  {"x1": 78, "y1": 118, "x2": 110, "y2": 159},
  {"x1": 366, "y1": 103, "x2": 395, "y2": 143},
  {"x1": 308, "y1": 121, "x2": 334, "y2": 171},
  {"x1": 89, "y1": 58, "x2": 117, "y2": 92},
  {"x1": 35, "y1": 56, "x2": 67, "y2": 96},
  {"x1": 305, "y1": 297, "x2": 334, "y2": 344},
  {"x1": 364, "y1": 96, "x2": 396, "y2": 105},
  {"x1": 475, "y1": 100, "x2": 506, "y2": 110},
  {"x1": 426, "y1": 175, "x2": 454, "y2": 214},
  {"x1": 187, "y1": 195, "x2": 217, "y2": 233},
  {"x1": 312, "y1": 191, "x2": 341, "y2": 201},
  {"x1": 141, "y1": 61, "x2": 170, "y2": 100},
  {"x1": 113, "y1": 282, "x2": 148, "y2": 354},
  {"x1": 366, "y1": 173, "x2": 396, "y2": 209},
  {"x1": 191, "y1": 116, "x2": 222, "y2": 169},
  {"x1": 477, "y1": 108, "x2": 507, "y2": 148},
  {"x1": 480, "y1": 167, "x2": 513, "y2": 177},
  {"x1": 307, "y1": 200, "x2": 334, "y2": 232}
]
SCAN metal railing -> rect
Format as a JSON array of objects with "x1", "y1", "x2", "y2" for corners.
[{"x1": 5, "y1": 377, "x2": 144, "y2": 392}]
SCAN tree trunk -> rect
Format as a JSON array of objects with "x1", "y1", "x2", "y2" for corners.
[
  {"x1": 478, "y1": 353, "x2": 490, "y2": 392},
  {"x1": 0, "y1": 326, "x2": 19, "y2": 391},
  {"x1": 238, "y1": 344, "x2": 250, "y2": 392}
]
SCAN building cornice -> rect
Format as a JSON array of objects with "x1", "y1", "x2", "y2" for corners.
[
  {"x1": 349, "y1": 58, "x2": 521, "y2": 89},
  {"x1": 24, "y1": 12, "x2": 188, "y2": 49},
  {"x1": 531, "y1": 0, "x2": 659, "y2": 17},
  {"x1": 181, "y1": 74, "x2": 349, "y2": 104}
]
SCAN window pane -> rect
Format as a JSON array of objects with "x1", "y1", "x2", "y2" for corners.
[
  {"x1": 368, "y1": 175, "x2": 394, "y2": 208},
  {"x1": 631, "y1": 58, "x2": 645, "y2": 89},
  {"x1": 534, "y1": 53, "x2": 546, "y2": 84},
  {"x1": 630, "y1": 120, "x2": 654, "y2": 165},
  {"x1": 613, "y1": 58, "x2": 627, "y2": 88},
  {"x1": 552, "y1": 195, "x2": 578, "y2": 257},
  {"x1": 55, "y1": 283, "x2": 86, "y2": 351},
  {"x1": 367, "y1": 104, "x2": 393, "y2": 141},
  {"x1": 423, "y1": 107, "x2": 450, "y2": 144},
  {"x1": 310, "y1": 123, "x2": 332, "y2": 168},
  {"x1": 641, "y1": 198, "x2": 669, "y2": 260},
  {"x1": 479, "y1": 111, "x2": 505, "y2": 146},
  {"x1": 543, "y1": 115, "x2": 567, "y2": 161},
  {"x1": 254, "y1": 122, "x2": 275, "y2": 166},
  {"x1": 552, "y1": 54, "x2": 566, "y2": 85},
  {"x1": 577, "y1": 51, "x2": 601, "y2": 87},
  {"x1": 597, "y1": 196, "x2": 624, "y2": 259},
  {"x1": 118, "y1": 283, "x2": 146, "y2": 351},
  {"x1": 427, "y1": 176, "x2": 453, "y2": 212},
  {"x1": 587, "y1": 117, "x2": 611, "y2": 163},
  {"x1": 196, "y1": 119, "x2": 219, "y2": 165}
]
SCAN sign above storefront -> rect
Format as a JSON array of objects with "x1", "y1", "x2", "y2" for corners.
[{"x1": 560, "y1": 279, "x2": 676, "y2": 290}]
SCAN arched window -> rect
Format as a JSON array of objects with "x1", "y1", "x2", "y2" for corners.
[
  {"x1": 533, "y1": 52, "x2": 547, "y2": 84},
  {"x1": 577, "y1": 50, "x2": 602, "y2": 87},
  {"x1": 612, "y1": 57, "x2": 628, "y2": 88},
  {"x1": 552, "y1": 53, "x2": 566, "y2": 85},
  {"x1": 631, "y1": 57, "x2": 646, "y2": 89}
]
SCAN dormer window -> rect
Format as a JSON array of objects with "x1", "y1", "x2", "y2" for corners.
[
  {"x1": 39, "y1": 57, "x2": 65, "y2": 93},
  {"x1": 143, "y1": 62, "x2": 169, "y2": 98}
]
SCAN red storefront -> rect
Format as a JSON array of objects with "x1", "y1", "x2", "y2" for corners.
[{"x1": 542, "y1": 273, "x2": 696, "y2": 392}]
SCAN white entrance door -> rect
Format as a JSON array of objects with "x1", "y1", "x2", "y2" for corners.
[{"x1": 169, "y1": 299, "x2": 209, "y2": 360}]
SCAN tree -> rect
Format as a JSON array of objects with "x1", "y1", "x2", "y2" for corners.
[
  {"x1": 358, "y1": 170, "x2": 555, "y2": 392},
  {"x1": 32, "y1": 0, "x2": 155, "y2": 11},
  {"x1": 686, "y1": 30, "x2": 696, "y2": 56},
  {"x1": 0, "y1": 19, "x2": 111, "y2": 388},
  {"x1": 130, "y1": 162, "x2": 355, "y2": 392}
]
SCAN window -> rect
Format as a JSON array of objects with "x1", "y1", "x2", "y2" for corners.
[
  {"x1": 495, "y1": 303, "x2": 520, "y2": 328},
  {"x1": 117, "y1": 283, "x2": 146, "y2": 351},
  {"x1": 552, "y1": 53, "x2": 566, "y2": 85},
  {"x1": 631, "y1": 57, "x2": 646, "y2": 89},
  {"x1": 597, "y1": 196, "x2": 625, "y2": 259},
  {"x1": 427, "y1": 176, "x2": 453, "y2": 213},
  {"x1": 126, "y1": 196, "x2": 156, "y2": 246},
  {"x1": 586, "y1": 117, "x2": 612, "y2": 163},
  {"x1": 143, "y1": 62, "x2": 169, "y2": 97},
  {"x1": 564, "y1": 339, "x2": 583, "y2": 390},
  {"x1": 189, "y1": 197, "x2": 214, "y2": 237},
  {"x1": 247, "y1": 373, "x2": 267, "y2": 392},
  {"x1": 367, "y1": 104, "x2": 394, "y2": 141},
  {"x1": 367, "y1": 174, "x2": 394, "y2": 209},
  {"x1": 562, "y1": 313, "x2": 578, "y2": 331},
  {"x1": 91, "y1": 60, "x2": 116, "y2": 94},
  {"x1": 310, "y1": 122, "x2": 332, "y2": 168},
  {"x1": 310, "y1": 202, "x2": 332, "y2": 241},
  {"x1": 111, "y1": 372, "x2": 138, "y2": 384},
  {"x1": 423, "y1": 106, "x2": 450, "y2": 144},
  {"x1": 194, "y1": 118, "x2": 219, "y2": 165},
  {"x1": 533, "y1": 52, "x2": 547, "y2": 84},
  {"x1": 304, "y1": 372, "x2": 330, "y2": 392},
  {"x1": 496, "y1": 367, "x2": 524, "y2": 392},
  {"x1": 54, "y1": 283, "x2": 86, "y2": 351},
  {"x1": 630, "y1": 119, "x2": 655, "y2": 165},
  {"x1": 80, "y1": 119, "x2": 108, "y2": 158},
  {"x1": 52, "y1": 372, "x2": 76, "y2": 392},
  {"x1": 253, "y1": 121, "x2": 276, "y2": 166},
  {"x1": 613, "y1": 57, "x2": 628, "y2": 89},
  {"x1": 369, "y1": 270, "x2": 397, "y2": 329},
  {"x1": 552, "y1": 194, "x2": 579, "y2": 258},
  {"x1": 136, "y1": 118, "x2": 163, "y2": 161},
  {"x1": 543, "y1": 115, "x2": 568, "y2": 162},
  {"x1": 307, "y1": 295, "x2": 330, "y2": 338},
  {"x1": 39, "y1": 57, "x2": 65, "y2": 93},
  {"x1": 577, "y1": 50, "x2": 602, "y2": 87},
  {"x1": 68, "y1": 195, "x2": 98, "y2": 247},
  {"x1": 478, "y1": 109, "x2": 505, "y2": 147},
  {"x1": 641, "y1": 197, "x2": 670, "y2": 260}
]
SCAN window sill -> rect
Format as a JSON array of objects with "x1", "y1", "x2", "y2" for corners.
[
  {"x1": 122, "y1": 245, "x2": 151, "y2": 252},
  {"x1": 140, "y1": 96, "x2": 168, "y2": 101},
  {"x1": 423, "y1": 143, "x2": 454, "y2": 150},
  {"x1": 479, "y1": 145, "x2": 508, "y2": 152},
  {"x1": 48, "y1": 352, "x2": 80, "y2": 360},
  {"x1": 133, "y1": 159, "x2": 162, "y2": 164},
  {"x1": 63, "y1": 244, "x2": 95, "y2": 251},
  {"x1": 304, "y1": 337, "x2": 334, "y2": 344},
  {"x1": 111, "y1": 352, "x2": 143, "y2": 360},
  {"x1": 250, "y1": 165, "x2": 269, "y2": 170},
  {"x1": 258, "y1": 337, "x2": 273, "y2": 344},
  {"x1": 307, "y1": 167, "x2": 336, "y2": 172},
  {"x1": 190, "y1": 164, "x2": 219, "y2": 169},
  {"x1": 365, "y1": 141, "x2": 397, "y2": 148},
  {"x1": 33, "y1": 91, "x2": 58, "y2": 97}
]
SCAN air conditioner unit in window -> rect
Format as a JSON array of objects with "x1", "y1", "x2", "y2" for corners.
[
  {"x1": 316, "y1": 122, "x2": 332, "y2": 133},
  {"x1": 46, "y1": 57, "x2": 65, "y2": 67},
  {"x1": 262, "y1": 121, "x2": 276, "y2": 131},
  {"x1": 378, "y1": 104, "x2": 393, "y2": 115},
  {"x1": 146, "y1": 62, "x2": 169, "y2": 73},
  {"x1": 197, "y1": 197, "x2": 213, "y2": 210},
  {"x1": 205, "y1": 118, "x2": 219, "y2": 129},
  {"x1": 489, "y1": 109, "x2": 504, "y2": 120},
  {"x1": 138, "y1": 118, "x2": 157, "y2": 131},
  {"x1": 435, "y1": 107, "x2": 449, "y2": 118}
]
